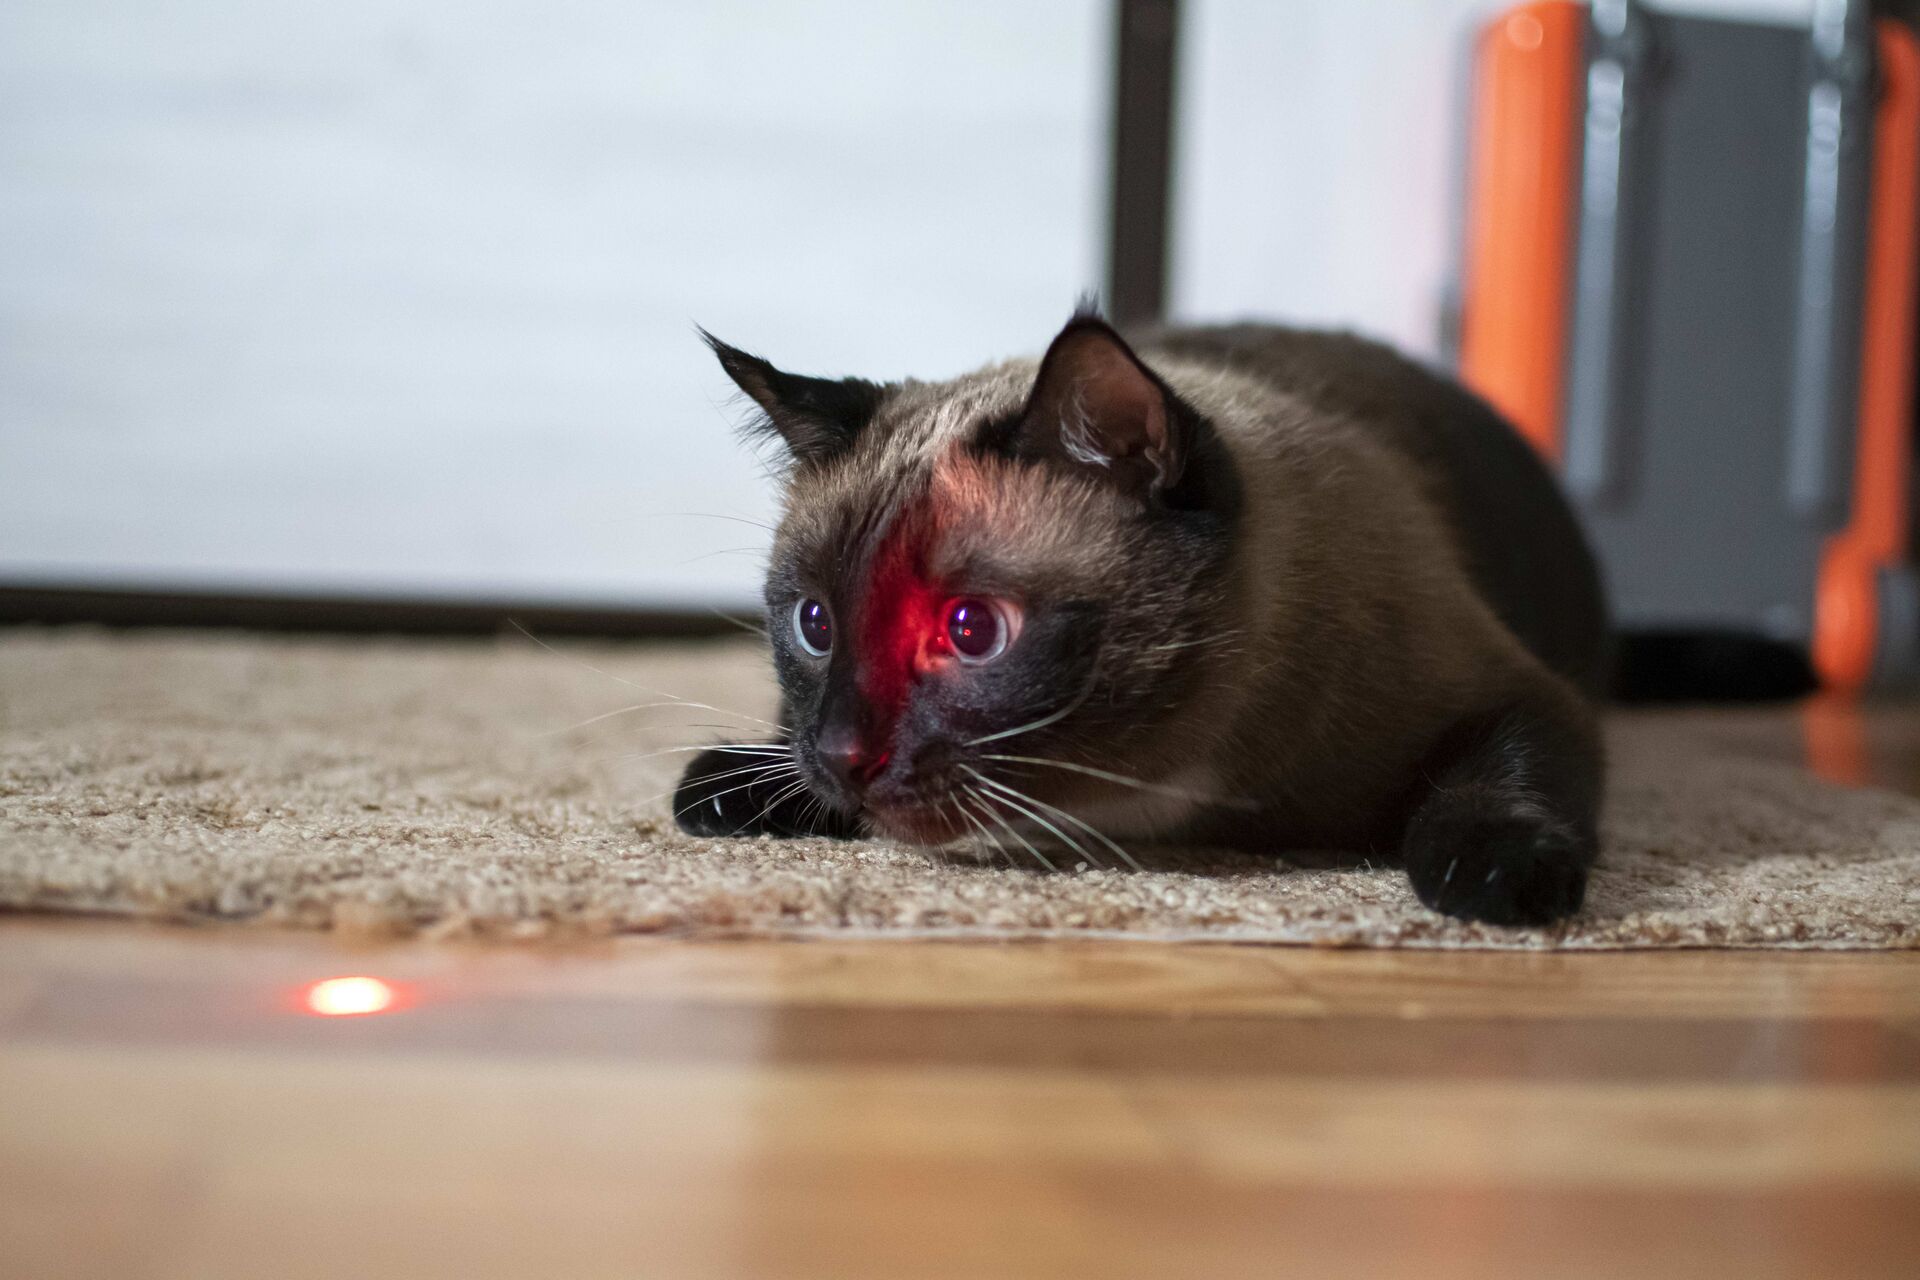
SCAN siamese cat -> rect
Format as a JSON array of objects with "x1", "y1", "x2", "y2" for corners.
[{"x1": 674, "y1": 311, "x2": 1608, "y2": 925}]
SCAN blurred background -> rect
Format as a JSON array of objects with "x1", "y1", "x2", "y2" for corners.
[{"x1": 0, "y1": 0, "x2": 1896, "y2": 634}]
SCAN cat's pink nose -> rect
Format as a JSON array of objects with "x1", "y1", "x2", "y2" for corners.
[{"x1": 816, "y1": 727, "x2": 887, "y2": 792}]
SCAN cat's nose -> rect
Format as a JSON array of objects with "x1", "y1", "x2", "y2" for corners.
[{"x1": 816, "y1": 726, "x2": 888, "y2": 792}]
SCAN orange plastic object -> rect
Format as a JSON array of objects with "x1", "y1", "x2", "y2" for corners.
[
  {"x1": 1814, "y1": 22, "x2": 1920, "y2": 693},
  {"x1": 1457, "y1": 1, "x2": 1585, "y2": 459}
]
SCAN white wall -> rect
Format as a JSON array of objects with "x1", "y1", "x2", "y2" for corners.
[
  {"x1": 1, "y1": 0, "x2": 1824, "y2": 608},
  {"x1": 1, "y1": 1, "x2": 1105, "y2": 608}
]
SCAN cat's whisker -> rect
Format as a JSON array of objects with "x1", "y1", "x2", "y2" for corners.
[
  {"x1": 954, "y1": 791, "x2": 1013, "y2": 870},
  {"x1": 964, "y1": 657, "x2": 1101, "y2": 747},
  {"x1": 648, "y1": 765, "x2": 800, "y2": 815},
  {"x1": 956, "y1": 786, "x2": 1023, "y2": 870},
  {"x1": 927, "y1": 797, "x2": 969, "y2": 866},
  {"x1": 705, "y1": 607, "x2": 769, "y2": 639},
  {"x1": 655, "y1": 755, "x2": 799, "y2": 795},
  {"x1": 668, "y1": 763, "x2": 804, "y2": 820},
  {"x1": 583, "y1": 742, "x2": 788, "y2": 769},
  {"x1": 675, "y1": 547, "x2": 771, "y2": 568},
  {"x1": 948, "y1": 786, "x2": 998, "y2": 855},
  {"x1": 799, "y1": 790, "x2": 833, "y2": 833},
  {"x1": 687, "y1": 771, "x2": 798, "y2": 832},
  {"x1": 629, "y1": 742, "x2": 788, "y2": 760},
  {"x1": 938, "y1": 795, "x2": 974, "y2": 855},
  {"x1": 542, "y1": 702, "x2": 775, "y2": 739},
  {"x1": 967, "y1": 771, "x2": 1105, "y2": 871},
  {"x1": 656, "y1": 767, "x2": 791, "y2": 817},
  {"x1": 967, "y1": 765, "x2": 1146, "y2": 872},
  {"x1": 1147, "y1": 629, "x2": 1248, "y2": 654},
  {"x1": 744, "y1": 776, "x2": 815, "y2": 829},
  {"x1": 965, "y1": 786, "x2": 1061, "y2": 873},
  {"x1": 966, "y1": 771, "x2": 1094, "y2": 871},
  {"x1": 667, "y1": 758, "x2": 798, "y2": 790},
  {"x1": 508, "y1": 619, "x2": 781, "y2": 733},
  {"x1": 646, "y1": 510, "x2": 778, "y2": 534},
  {"x1": 980, "y1": 752, "x2": 1256, "y2": 811}
]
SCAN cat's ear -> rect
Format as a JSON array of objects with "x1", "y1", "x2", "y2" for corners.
[
  {"x1": 700, "y1": 329, "x2": 884, "y2": 466},
  {"x1": 1013, "y1": 317, "x2": 1187, "y2": 501}
]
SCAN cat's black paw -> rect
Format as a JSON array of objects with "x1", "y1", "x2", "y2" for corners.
[
  {"x1": 1402, "y1": 799, "x2": 1592, "y2": 926},
  {"x1": 673, "y1": 745, "x2": 857, "y2": 839}
]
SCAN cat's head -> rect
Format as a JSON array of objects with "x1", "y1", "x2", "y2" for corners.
[{"x1": 705, "y1": 312, "x2": 1243, "y2": 845}]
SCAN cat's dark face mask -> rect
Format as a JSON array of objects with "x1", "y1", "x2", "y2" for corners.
[
  {"x1": 707, "y1": 315, "x2": 1241, "y2": 845},
  {"x1": 765, "y1": 474, "x2": 1110, "y2": 843}
]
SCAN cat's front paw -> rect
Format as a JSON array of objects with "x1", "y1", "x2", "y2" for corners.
[
  {"x1": 1402, "y1": 802, "x2": 1591, "y2": 926},
  {"x1": 672, "y1": 745, "x2": 856, "y2": 839}
]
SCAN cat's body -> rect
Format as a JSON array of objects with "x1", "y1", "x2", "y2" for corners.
[{"x1": 676, "y1": 315, "x2": 1608, "y2": 924}]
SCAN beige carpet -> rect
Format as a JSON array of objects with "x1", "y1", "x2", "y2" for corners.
[{"x1": 1, "y1": 628, "x2": 1916, "y2": 948}]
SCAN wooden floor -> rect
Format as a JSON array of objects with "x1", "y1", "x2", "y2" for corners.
[{"x1": 4, "y1": 700, "x2": 1919, "y2": 1279}]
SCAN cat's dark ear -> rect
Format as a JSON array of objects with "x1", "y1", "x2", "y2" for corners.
[
  {"x1": 700, "y1": 329, "x2": 883, "y2": 466},
  {"x1": 1013, "y1": 317, "x2": 1187, "y2": 501}
]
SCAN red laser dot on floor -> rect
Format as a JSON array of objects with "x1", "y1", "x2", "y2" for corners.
[{"x1": 302, "y1": 976, "x2": 398, "y2": 1017}]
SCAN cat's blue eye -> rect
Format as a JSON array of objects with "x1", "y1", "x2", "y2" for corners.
[
  {"x1": 792, "y1": 598, "x2": 832, "y2": 656},
  {"x1": 946, "y1": 598, "x2": 1013, "y2": 665}
]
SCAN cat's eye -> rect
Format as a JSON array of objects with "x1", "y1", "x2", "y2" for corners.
[
  {"x1": 945, "y1": 597, "x2": 1015, "y2": 665},
  {"x1": 792, "y1": 598, "x2": 832, "y2": 656}
]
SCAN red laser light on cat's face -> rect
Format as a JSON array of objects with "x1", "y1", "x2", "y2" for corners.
[
  {"x1": 855, "y1": 508, "x2": 946, "y2": 728},
  {"x1": 302, "y1": 975, "x2": 400, "y2": 1017}
]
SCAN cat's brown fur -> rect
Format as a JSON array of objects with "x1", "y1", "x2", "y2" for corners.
[{"x1": 677, "y1": 313, "x2": 1607, "y2": 924}]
